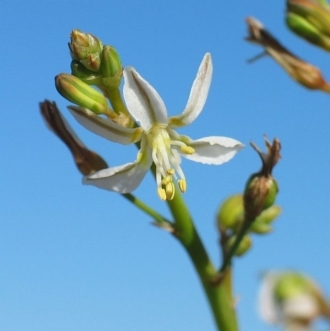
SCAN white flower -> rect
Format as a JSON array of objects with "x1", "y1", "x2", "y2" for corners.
[
  {"x1": 68, "y1": 53, "x2": 243, "y2": 200},
  {"x1": 259, "y1": 272, "x2": 324, "y2": 328}
]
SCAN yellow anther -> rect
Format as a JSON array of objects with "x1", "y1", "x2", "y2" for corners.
[
  {"x1": 165, "y1": 182, "x2": 175, "y2": 200},
  {"x1": 161, "y1": 175, "x2": 172, "y2": 186},
  {"x1": 180, "y1": 145, "x2": 195, "y2": 155},
  {"x1": 167, "y1": 169, "x2": 175, "y2": 175},
  {"x1": 178, "y1": 179, "x2": 187, "y2": 193},
  {"x1": 157, "y1": 187, "x2": 167, "y2": 200}
]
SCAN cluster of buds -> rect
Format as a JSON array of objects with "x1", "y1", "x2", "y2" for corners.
[
  {"x1": 259, "y1": 271, "x2": 330, "y2": 328},
  {"x1": 217, "y1": 195, "x2": 281, "y2": 257},
  {"x1": 286, "y1": 0, "x2": 330, "y2": 51},
  {"x1": 216, "y1": 137, "x2": 281, "y2": 257},
  {"x1": 56, "y1": 30, "x2": 133, "y2": 127},
  {"x1": 68, "y1": 30, "x2": 122, "y2": 89}
]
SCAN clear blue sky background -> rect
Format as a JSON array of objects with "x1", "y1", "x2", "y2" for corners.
[{"x1": 1, "y1": 1, "x2": 330, "y2": 330}]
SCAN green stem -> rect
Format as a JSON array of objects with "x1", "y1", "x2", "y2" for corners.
[
  {"x1": 106, "y1": 88, "x2": 129, "y2": 115},
  {"x1": 122, "y1": 193, "x2": 172, "y2": 225},
  {"x1": 105, "y1": 88, "x2": 135, "y2": 127},
  {"x1": 220, "y1": 218, "x2": 253, "y2": 273},
  {"x1": 167, "y1": 189, "x2": 239, "y2": 331}
]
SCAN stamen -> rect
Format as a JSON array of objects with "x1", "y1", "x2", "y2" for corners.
[
  {"x1": 148, "y1": 124, "x2": 189, "y2": 200},
  {"x1": 157, "y1": 187, "x2": 167, "y2": 200},
  {"x1": 167, "y1": 169, "x2": 174, "y2": 175},
  {"x1": 180, "y1": 145, "x2": 195, "y2": 155},
  {"x1": 178, "y1": 179, "x2": 187, "y2": 193},
  {"x1": 165, "y1": 182, "x2": 175, "y2": 200},
  {"x1": 161, "y1": 175, "x2": 172, "y2": 186}
]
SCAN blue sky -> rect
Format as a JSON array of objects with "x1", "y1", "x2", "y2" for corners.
[{"x1": 2, "y1": 1, "x2": 330, "y2": 330}]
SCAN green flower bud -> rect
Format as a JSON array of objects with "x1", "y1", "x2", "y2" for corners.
[
  {"x1": 55, "y1": 74, "x2": 109, "y2": 115},
  {"x1": 244, "y1": 137, "x2": 281, "y2": 220},
  {"x1": 286, "y1": 0, "x2": 330, "y2": 51},
  {"x1": 70, "y1": 61, "x2": 103, "y2": 85},
  {"x1": 250, "y1": 205, "x2": 281, "y2": 234},
  {"x1": 227, "y1": 235, "x2": 252, "y2": 257},
  {"x1": 100, "y1": 46, "x2": 123, "y2": 89},
  {"x1": 245, "y1": 175, "x2": 278, "y2": 215},
  {"x1": 257, "y1": 205, "x2": 281, "y2": 224},
  {"x1": 249, "y1": 222, "x2": 272, "y2": 234},
  {"x1": 216, "y1": 194, "x2": 244, "y2": 230},
  {"x1": 69, "y1": 29, "x2": 103, "y2": 72}
]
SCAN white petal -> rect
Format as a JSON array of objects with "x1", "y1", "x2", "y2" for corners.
[
  {"x1": 258, "y1": 273, "x2": 281, "y2": 324},
  {"x1": 123, "y1": 67, "x2": 168, "y2": 131},
  {"x1": 181, "y1": 136, "x2": 244, "y2": 165},
  {"x1": 283, "y1": 295, "x2": 318, "y2": 321},
  {"x1": 83, "y1": 161, "x2": 149, "y2": 193},
  {"x1": 169, "y1": 53, "x2": 213, "y2": 128},
  {"x1": 68, "y1": 106, "x2": 142, "y2": 145},
  {"x1": 84, "y1": 139, "x2": 153, "y2": 193}
]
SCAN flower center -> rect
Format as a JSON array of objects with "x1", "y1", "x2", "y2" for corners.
[{"x1": 147, "y1": 124, "x2": 194, "y2": 200}]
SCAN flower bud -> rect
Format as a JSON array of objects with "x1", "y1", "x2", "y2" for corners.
[
  {"x1": 216, "y1": 194, "x2": 244, "y2": 230},
  {"x1": 286, "y1": 0, "x2": 330, "y2": 51},
  {"x1": 39, "y1": 100, "x2": 108, "y2": 175},
  {"x1": 100, "y1": 46, "x2": 123, "y2": 89},
  {"x1": 244, "y1": 137, "x2": 281, "y2": 220},
  {"x1": 70, "y1": 61, "x2": 103, "y2": 85},
  {"x1": 244, "y1": 175, "x2": 278, "y2": 218},
  {"x1": 69, "y1": 29, "x2": 103, "y2": 72},
  {"x1": 55, "y1": 74, "x2": 109, "y2": 115},
  {"x1": 227, "y1": 235, "x2": 252, "y2": 257},
  {"x1": 250, "y1": 205, "x2": 281, "y2": 234}
]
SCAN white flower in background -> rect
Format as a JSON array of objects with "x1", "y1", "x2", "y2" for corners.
[
  {"x1": 69, "y1": 53, "x2": 243, "y2": 200},
  {"x1": 259, "y1": 271, "x2": 330, "y2": 330}
]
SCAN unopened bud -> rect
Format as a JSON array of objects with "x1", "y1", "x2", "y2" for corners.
[
  {"x1": 217, "y1": 194, "x2": 244, "y2": 230},
  {"x1": 250, "y1": 205, "x2": 281, "y2": 234},
  {"x1": 286, "y1": 0, "x2": 330, "y2": 51},
  {"x1": 244, "y1": 137, "x2": 281, "y2": 220},
  {"x1": 55, "y1": 74, "x2": 109, "y2": 115},
  {"x1": 100, "y1": 46, "x2": 123, "y2": 89},
  {"x1": 69, "y1": 29, "x2": 103, "y2": 72}
]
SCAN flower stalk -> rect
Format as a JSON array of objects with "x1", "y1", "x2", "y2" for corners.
[{"x1": 166, "y1": 187, "x2": 239, "y2": 331}]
